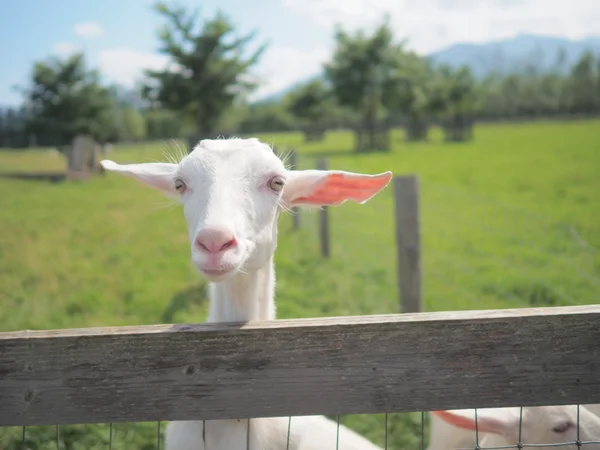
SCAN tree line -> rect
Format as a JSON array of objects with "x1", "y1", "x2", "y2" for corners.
[{"x1": 1, "y1": 4, "x2": 599, "y2": 149}]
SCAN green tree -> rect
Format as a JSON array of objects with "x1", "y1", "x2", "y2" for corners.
[
  {"x1": 383, "y1": 52, "x2": 433, "y2": 140},
  {"x1": 285, "y1": 79, "x2": 334, "y2": 141},
  {"x1": 144, "y1": 109, "x2": 183, "y2": 140},
  {"x1": 429, "y1": 65, "x2": 477, "y2": 141},
  {"x1": 286, "y1": 79, "x2": 332, "y2": 126},
  {"x1": 445, "y1": 67, "x2": 477, "y2": 141},
  {"x1": 0, "y1": 107, "x2": 30, "y2": 148},
  {"x1": 325, "y1": 17, "x2": 429, "y2": 149},
  {"x1": 534, "y1": 73, "x2": 564, "y2": 116},
  {"x1": 325, "y1": 19, "x2": 391, "y2": 150},
  {"x1": 217, "y1": 102, "x2": 251, "y2": 133},
  {"x1": 237, "y1": 101, "x2": 295, "y2": 133},
  {"x1": 118, "y1": 107, "x2": 147, "y2": 141},
  {"x1": 22, "y1": 53, "x2": 117, "y2": 145},
  {"x1": 567, "y1": 52, "x2": 598, "y2": 114},
  {"x1": 144, "y1": 2, "x2": 267, "y2": 141},
  {"x1": 444, "y1": 66, "x2": 477, "y2": 119}
]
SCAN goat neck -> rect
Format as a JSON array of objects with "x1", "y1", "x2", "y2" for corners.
[{"x1": 207, "y1": 255, "x2": 275, "y2": 323}]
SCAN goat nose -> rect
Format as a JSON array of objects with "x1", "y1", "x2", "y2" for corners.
[{"x1": 195, "y1": 227, "x2": 237, "y2": 254}]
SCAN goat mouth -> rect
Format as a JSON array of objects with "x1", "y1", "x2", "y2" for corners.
[
  {"x1": 202, "y1": 268, "x2": 229, "y2": 275},
  {"x1": 197, "y1": 266, "x2": 237, "y2": 279}
]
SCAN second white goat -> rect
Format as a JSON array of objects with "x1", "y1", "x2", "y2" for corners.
[{"x1": 428, "y1": 405, "x2": 600, "y2": 450}]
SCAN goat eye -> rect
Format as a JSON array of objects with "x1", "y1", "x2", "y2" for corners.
[
  {"x1": 268, "y1": 176, "x2": 285, "y2": 192},
  {"x1": 174, "y1": 178, "x2": 187, "y2": 193},
  {"x1": 552, "y1": 422, "x2": 572, "y2": 433}
]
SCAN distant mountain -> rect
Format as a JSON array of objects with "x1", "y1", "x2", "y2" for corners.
[
  {"x1": 427, "y1": 34, "x2": 600, "y2": 77},
  {"x1": 256, "y1": 34, "x2": 600, "y2": 103}
]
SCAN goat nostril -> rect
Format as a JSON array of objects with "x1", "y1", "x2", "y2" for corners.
[
  {"x1": 219, "y1": 239, "x2": 235, "y2": 252},
  {"x1": 197, "y1": 241, "x2": 209, "y2": 252}
]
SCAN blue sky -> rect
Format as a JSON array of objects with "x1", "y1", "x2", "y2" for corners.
[{"x1": 2, "y1": 0, "x2": 598, "y2": 107}]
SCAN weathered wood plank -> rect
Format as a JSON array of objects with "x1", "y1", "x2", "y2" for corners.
[{"x1": 1, "y1": 305, "x2": 599, "y2": 426}]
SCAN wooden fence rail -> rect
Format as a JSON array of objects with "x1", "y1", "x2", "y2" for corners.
[{"x1": 1, "y1": 305, "x2": 599, "y2": 427}]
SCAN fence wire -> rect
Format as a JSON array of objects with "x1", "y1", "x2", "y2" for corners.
[
  {"x1": 419, "y1": 181, "x2": 599, "y2": 308},
  {"x1": 7, "y1": 405, "x2": 600, "y2": 449}
]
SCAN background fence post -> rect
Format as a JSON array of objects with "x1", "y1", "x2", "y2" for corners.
[
  {"x1": 289, "y1": 149, "x2": 300, "y2": 230},
  {"x1": 316, "y1": 158, "x2": 330, "y2": 258},
  {"x1": 187, "y1": 135, "x2": 196, "y2": 153},
  {"x1": 67, "y1": 135, "x2": 96, "y2": 181},
  {"x1": 393, "y1": 174, "x2": 422, "y2": 313}
]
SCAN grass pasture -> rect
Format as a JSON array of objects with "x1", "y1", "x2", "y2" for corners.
[{"x1": 0, "y1": 119, "x2": 599, "y2": 449}]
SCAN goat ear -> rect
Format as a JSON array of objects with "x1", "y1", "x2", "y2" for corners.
[
  {"x1": 100, "y1": 160, "x2": 178, "y2": 196},
  {"x1": 432, "y1": 409, "x2": 516, "y2": 437},
  {"x1": 282, "y1": 169, "x2": 392, "y2": 207}
]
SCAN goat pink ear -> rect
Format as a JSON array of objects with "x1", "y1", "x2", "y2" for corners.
[
  {"x1": 100, "y1": 160, "x2": 178, "y2": 196},
  {"x1": 283, "y1": 170, "x2": 392, "y2": 207},
  {"x1": 432, "y1": 409, "x2": 514, "y2": 436}
]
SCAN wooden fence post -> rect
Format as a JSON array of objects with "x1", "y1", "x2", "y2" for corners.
[
  {"x1": 289, "y1": 149, "x2": 300, "y2": 230},
  {"x1": 66, "y1": 135, "x2": 96, "y2": 181},
  {"x1": 393, "y1": 175, "x2": 422, "y2": 313},
  {"x1": 316, "y1": 158, "x2": 330, "y2": 258},
  {"x1": 187, "y1": 136, "x2": 197, "y2": 153}
]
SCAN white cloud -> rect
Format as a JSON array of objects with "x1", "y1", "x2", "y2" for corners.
[
  {"x1": 74, "y1": 22, "x2": 104, "y2": 39},
  {"x1": 282, "y1": 0, "x2": 600, "y2": 54},
  {"x1": 252, "y1": 46, "x2": 331, "y2": 100},
  {"x1": 98, "y1": 48, "x2": 170, "y2": 87},
  {"x1": 52, "y1": 42, "x2": 81, "y2": 57}
]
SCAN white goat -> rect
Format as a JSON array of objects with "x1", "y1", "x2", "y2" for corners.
[
  {"x1": 100, "y1": 137, "x2": 391, "y2": 450},
  {"x1": 428, "y1": 405, "x2": 600, "y2": 450}
]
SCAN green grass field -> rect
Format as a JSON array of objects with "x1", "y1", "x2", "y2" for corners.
[{"x1": 1, "y1": 120, "x2": 599, "y2": 449}]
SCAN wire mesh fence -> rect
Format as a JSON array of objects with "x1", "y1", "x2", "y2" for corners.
[
  {"x1": 283, "y1": 171, "x2": 598, "y2": 313},
  {"x1": 5, "y1": 406, "x2": 600, "y2": 449},
  {"x1": 419, "y1": 181, "x2": 599, "y2": 309}
]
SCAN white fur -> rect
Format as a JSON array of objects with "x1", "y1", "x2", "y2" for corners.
[
  {"x1": 166, "y1": 416, "x2": 382, "y2": 450},
  {"x1": 101, "y1": 137, "x2": 392, "y2": 450},
  {"x1": 427, "y1": 405, "x2": 600, "y2": 450},
  {"x1": 582, "y1": 404, "x2": 600, "y2": 418}
]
